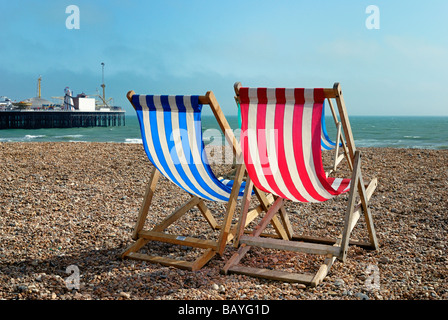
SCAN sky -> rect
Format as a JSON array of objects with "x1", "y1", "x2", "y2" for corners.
[{"x1": 1, "y1": 0, "x2": 447, "y2": 116}]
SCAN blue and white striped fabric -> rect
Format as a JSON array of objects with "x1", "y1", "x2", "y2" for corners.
[
  {"x1": 321, "y1": 101, "x2": 339, "y2": 151},
  {"x1": 132, "y1": 94, "x2": 245, "y2": 202}
]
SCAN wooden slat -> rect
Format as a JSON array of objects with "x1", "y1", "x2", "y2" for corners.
[
  {"x1": 138, "y1": 231, "x2": 217, "y2": 250},
  {"x1": 291, "y1": 234, "x2": 372, "y2": 249},
  {"x1": 227, "y1": 266, "x2": 315, "y2": 284},
  {"x1": 239, "y1": 235, "x2": 341, "y2": 256},
  {"x1": 233, "y1": 231, "x2": 372, "y2": 249}
]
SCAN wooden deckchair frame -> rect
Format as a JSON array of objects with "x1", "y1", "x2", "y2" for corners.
[
  {"x1": 222, "y1": 82, "x2": 379, "y2": 286},
  {"x1": 121, "y1": 90, "x2": 286, "y2": 271}
]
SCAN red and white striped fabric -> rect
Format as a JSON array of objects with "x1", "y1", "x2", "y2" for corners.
[{"x1": 239, "y1": 87, "x2": 351, "y2": 203}]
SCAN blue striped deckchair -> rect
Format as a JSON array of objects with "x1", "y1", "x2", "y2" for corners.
[
  {"x1": 320, "y1": 99, "x2": 348, "y2": 175},
  {"x1": 121, "y1": 90, "x2": 265, "y2": 271}
]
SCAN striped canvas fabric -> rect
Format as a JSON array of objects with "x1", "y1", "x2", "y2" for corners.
[
  {"x1": 242, "y1": 96, "x2": 337, "y2": 151},
  {"x1": 320, "y1": 101, "x2": 338, "y2": 151},
  {"x1": 239, "y1": 87, "x2": 351, "y2": 203},
  {"x1": 132, "y1": 94, "x2": 245, "y2": 202}
]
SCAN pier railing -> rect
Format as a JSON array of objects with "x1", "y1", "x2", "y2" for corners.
[{"x1": 0, "y1": 110, "x2": 126, "y2": 129}]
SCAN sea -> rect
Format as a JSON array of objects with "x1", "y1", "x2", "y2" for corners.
[{"x1": 0, "y1": 115, "x2": 447, "y2": 150}]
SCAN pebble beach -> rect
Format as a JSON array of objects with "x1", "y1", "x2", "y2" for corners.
[{"x1": 1, "y1": 142, "x2": 447, "y2": 301}]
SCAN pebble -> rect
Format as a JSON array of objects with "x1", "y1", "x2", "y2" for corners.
[
  {"x1": 355, "y1": 292, "x2": 370, "y2": 300},
  {"x1": 0, "y1": 143, "x2": 447, "y2": 301},
  {"x1": 378, "y1": 257, "x2": 390, "y2": 264},
  {"x1": 334, "y1": 279, "x2": 345, "y2": 287},
  {"x1": 119, "y1": 292, "x2": 131, "y2": 299}
]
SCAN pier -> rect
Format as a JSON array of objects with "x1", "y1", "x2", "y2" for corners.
[{"x1": 0, "y1": 110, "x2": 125, "y2": 129}]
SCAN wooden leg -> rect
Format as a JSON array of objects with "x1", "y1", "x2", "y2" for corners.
[
  {"x1": 254, "y1": 189, "x2": 289, "y2": 240},
  {"x1": 357, "y1": 171, "x2": 379, "y2": 251},
  {"x1": 233, "y1": 176, "x2": 254, "y2": 247},
  {"x1": 217, "y1": 163, "x2": 246, "y2": 255},
  {"x1": 132, "y1": 168, "x2": 160, "y2": 240},
  {"x1": 339, "y1": 150, "x2": 379, "y2": 261},
  {"x1": 251, "y1": 197, "x2": 284, "y2": 238},
  {"x1": 196, "y1": 198, "x2": 219, "y2": 230},
  {"x1": 339, "y1": 151, "x2": 361, "y2": 262},
  {"x1": 278, "y1": 206, "x2": 294, "y2": 239}
]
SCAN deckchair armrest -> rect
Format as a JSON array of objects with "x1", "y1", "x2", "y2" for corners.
[{"x1": 127, "y1": 90, "x2": 136, "y2": 110}]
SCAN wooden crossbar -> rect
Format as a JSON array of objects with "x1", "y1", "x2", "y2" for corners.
[
  {"x1": 239, "y1": 235, "x2": 342, "y2": 257},
  {"x1": 138, "y1": 231, "x2": 218, "y2": 250},
  {"x1": 126, "y1": 248, "x2": 216, "y2": 271},
  {"x1": 226, "y1": 266, "x2": 315, "y2": 284}
]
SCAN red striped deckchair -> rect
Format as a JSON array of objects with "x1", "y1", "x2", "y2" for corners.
[{"x1": 222, "y1": 82, "x2": 379, "y2": 286}]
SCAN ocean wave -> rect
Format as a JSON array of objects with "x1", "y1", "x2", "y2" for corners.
[
  {"x1": 55, "y1": 134, "x2": 84, "y2": 139},
  {"x1": 25, "y1": 134, "x2": 46, "y2": 139},
  {"x1": 124, "y1": 138, "x2": 142, "y2": 144}
]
